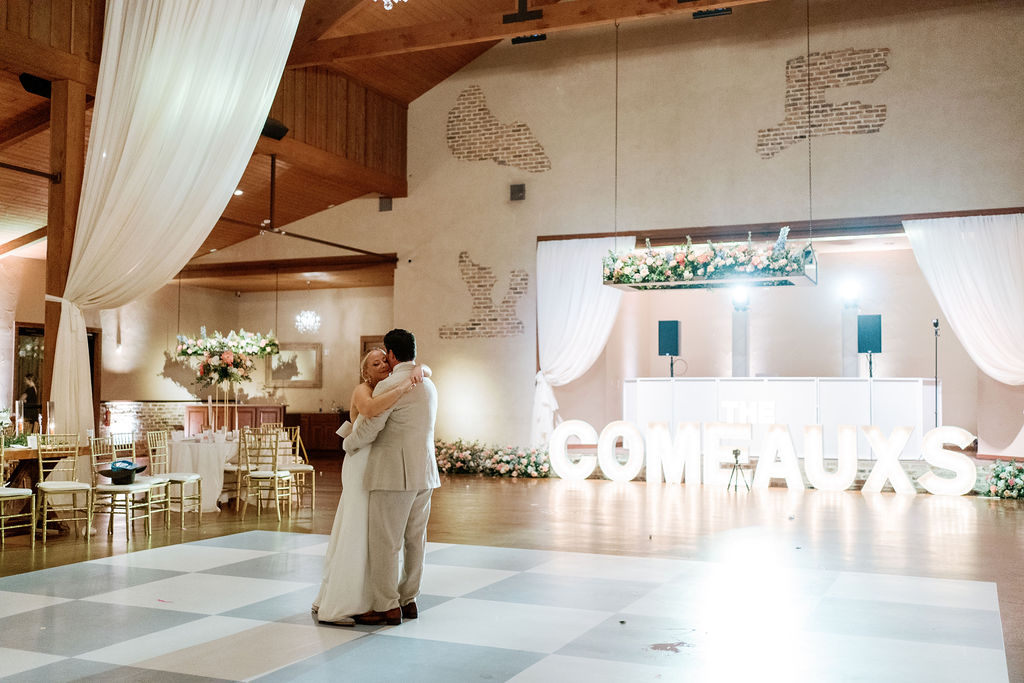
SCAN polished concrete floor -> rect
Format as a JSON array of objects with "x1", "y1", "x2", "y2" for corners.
[{"x1": 1, "y1": 459, "x2": 1021, "y2": 681}]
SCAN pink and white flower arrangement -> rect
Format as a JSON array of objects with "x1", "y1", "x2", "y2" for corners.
[
  {"x1": 986, "y1": 460, "x2": 1024, "y2": 499},
  {"x1": 603, "y1": 229, "x2": 811, "y2": 287},
  {"x1": 434, "y1": 439, "x2": 551, "y2": 478},
  {"x1": 176, "y1": 327, "x2": 279, "y2": 387}
]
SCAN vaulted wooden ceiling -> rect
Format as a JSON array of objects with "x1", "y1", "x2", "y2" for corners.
[{"x1": 0, "y1": 0, "x2": 768, "y2": 290}]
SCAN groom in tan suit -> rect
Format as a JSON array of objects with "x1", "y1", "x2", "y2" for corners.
[{"x1": 345, "y1": 328, "x2": 439, "y2": 626}]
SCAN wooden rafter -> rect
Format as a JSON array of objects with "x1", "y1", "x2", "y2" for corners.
[
  {"x1": 0, "y1": 102, "x2": 51, "y2": 151},
  {"x1": 288, "y1": 0, "x2": 772, "y2": 66},
  {"x1": 291, "y1": 0, "x2": 364, "y2": 48},
  {"x1": 0, "y1": 227, "x2": 46, "y2": 257},
  {"x1": 0, "y1": 28, "x2": 98, "y2": 90},
  {"x1": 254, "y1": 136, "x2": 407, "y2": 198},
  {"x1": 178, "y1": 254, "x2": 398, "y2": 280}
]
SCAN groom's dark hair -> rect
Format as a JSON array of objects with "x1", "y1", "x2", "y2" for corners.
[{"x1": 383, "y1": 328, "x2": 416, "y2": 362}]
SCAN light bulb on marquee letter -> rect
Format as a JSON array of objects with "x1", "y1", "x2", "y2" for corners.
[
  {"x1": 918, "y1": 426, "x2": 977, "y2": 496},
  {"x1": 803, "y1": 424, "x2": 858, "y2": 491},
  {"x1": 597, "y1": 421, "x2": 645, "y2": 483},
  {"x1": 753, "y1": 425, "x2": 805, "y2": 490},
  {"x1": 645, "y1": 422, "x2": 701, "y2": 484},
  {"x1": 861, "y1": 425, "x2": 916, "y2": 495},
  {"x1": 548, "y1": 420, "x2": 598, "y2": 480}
]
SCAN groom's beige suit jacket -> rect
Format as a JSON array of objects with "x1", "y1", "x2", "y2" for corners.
[{"x1": 343, "y1": 361, "x2": 439, "y2": 492}]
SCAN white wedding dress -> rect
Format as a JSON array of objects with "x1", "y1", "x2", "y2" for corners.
[{"x1": 313, "y1": 439, "x2": 373, "y2": 622}]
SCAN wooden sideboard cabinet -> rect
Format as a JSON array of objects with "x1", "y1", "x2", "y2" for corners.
[
  {"x1": 285, "y1": 412, "x2": 347, "y2": 453},
  {"x1": 184, "y1": 404, "x2": 284, "y2": 437}
]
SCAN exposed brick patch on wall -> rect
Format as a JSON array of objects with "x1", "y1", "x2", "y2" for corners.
[
  {"x1": 446, "y1": 85, "x2": 552, "y2": 173},
  {"x1": 757, "y1": 48, "x2": 890, "y2": 159},
  {"x1": 99, "y1": 401, "x2": 192, "y2": 454},
  {"x1": 439, "y1": 252, "x2": 529, "y2": 339}
]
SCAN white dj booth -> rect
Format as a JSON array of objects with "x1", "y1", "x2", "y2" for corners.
[{"x1": 622, "y1": 377, "x2": 940, "y2": 460}]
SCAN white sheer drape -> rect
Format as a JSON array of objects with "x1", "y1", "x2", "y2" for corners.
[
  {"x1": 51, "y1": 0, "x2": 303, "y2": 440},
  {"x1": 904, "y1": 213, "x2": 1024, "y2": 385},
  {"x1": 530, "y1": 237, "x2": 635, "y2": 446}
]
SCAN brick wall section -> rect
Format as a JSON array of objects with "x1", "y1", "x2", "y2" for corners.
[
  {"x1": 446, "y1": 85, "x2": 552, "y2": 173},
  {"x1": 439, "y1": 251, "x2": 529, "y2": 339},
  {"x1": 99, "y1": 401, "x2": 192, "y2": 455},
  {"x1": 757, "y1": 48, "x2": 890, "y2": 159}
]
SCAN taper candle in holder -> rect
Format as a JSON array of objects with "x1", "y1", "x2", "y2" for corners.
[
  {"x1": 207, "y1": 394, "x2": 213, "y2": 429},
  {"x1": 46, "y1": 400, "x2": 55, "y2": 434},
  {"x1": 14, "y1": 400, "x2": 22, "y2": 435}
]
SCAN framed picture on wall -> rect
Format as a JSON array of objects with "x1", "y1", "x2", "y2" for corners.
[
  {"x1": 360, "y1": 335, "x2": 385, "y2": 358},
  {"x1": 267, "y1": 343, "x2": 323, "y2": 388}
]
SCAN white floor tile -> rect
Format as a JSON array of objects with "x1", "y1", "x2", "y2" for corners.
[
  {"x1": 88, "y1": 544, "x2": 276, "y2": 572},
  {"x1": 509, "y1": 654, "x2": 692, "y2": 682},
  {"x1": 77, "y1": 616, "x2": 263, "y2": 665},
  {"x1": 82, "y1": 572, "x2": 313, "y2": 614},
  {"x1": 0, "y1": 590, "x2": 71, "y2": 618},
  {"x1": 0, "y1": 647, "x2": 67, "y2": 677},
  {"x1": 528, "y1": 552, "x2": 696, "y2": 583},
  {"x1": 825, "y1": 571, "x2": 1001, "y2": 611},
  {"x1": 287, "y1": 541, "x2": 329, "y2": 556},
  {"x1": 381, "y1": 597, "x2": 611, "y2": 654}
]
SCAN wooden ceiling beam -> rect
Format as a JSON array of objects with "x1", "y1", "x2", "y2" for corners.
[
  {"x1": 288, "y1": 0, "x2": 771, "y2": 66},
  {"x1": 0, "y1": 28, "x2": 99, "y2": 90},
  {"x1": 291, "y1": 0, "x2": 364, "y2": 49},
  {"x1": 254, "y1": 136, "x2": 407, "y2": 198},
  {"x1": 178, "y1": 254, "x2": 398, "y2": 280},
  {"x1": 0, "y1": 226, "x2": 47, "y2": 257},
  {"x1": 0, "y1": 102, "x2": 51, "y2": 152}
]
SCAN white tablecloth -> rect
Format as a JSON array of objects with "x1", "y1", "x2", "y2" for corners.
[
  {"x1": 168, "y1": 437, "x2": 296, "y2": 513},
  {"x1": 168, "y1": 440, "x2": 238, "y2": 513}
]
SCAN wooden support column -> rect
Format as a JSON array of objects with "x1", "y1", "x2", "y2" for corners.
[{"x1": 42, "y1": 79, "x2": 87, "y2": 425}]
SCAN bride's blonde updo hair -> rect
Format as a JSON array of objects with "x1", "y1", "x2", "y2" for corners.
[{"x1": 360, "y1": 348, "x2": 385, "y2": 383}]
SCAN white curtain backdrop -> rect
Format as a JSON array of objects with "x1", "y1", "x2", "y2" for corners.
[
  {"x1": 531, "y1": 236, "x2": 635, "y2": 447},
  {"x1": 904, "y1": 213, "x2": 1024, "y2": 385},
  {"x1": 51, "y1": 0, "x2": 303, "y2": 440}
]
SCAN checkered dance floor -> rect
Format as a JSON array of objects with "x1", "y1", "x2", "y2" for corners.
[{"x1": 0, "y1": 531, "x2": 1008, "y2": 681}]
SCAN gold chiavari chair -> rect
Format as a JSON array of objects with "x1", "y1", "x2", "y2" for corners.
[
  {"x1": 241, "y1": 430, "x2": 291, "y2": 521},
  {"x1": 146, "y1": 430, "x2": 202, "y2": 529},
  {"x1": 224, "y1": 426, "x2": 254, "y2": 511},
  {"x1": 108, "y1": 432, "x2": 172, "y2": 530},
  {"x1": 90, "y1": 436, "x2": 152, "y2": 540},
  {"x1": 1, "y1": 437, "x2": 35, "y2": 547},
  {"x1": 259, "y1": 422, "x2": 284, "y2": 432},
  {"x1": 36, "y1": 434, "x2": 91, "y2": 544},
  {"x1": 279, "y1": 426, "x2": 315, "y2": 513}
]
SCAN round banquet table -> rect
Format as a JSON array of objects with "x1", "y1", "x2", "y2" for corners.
[{"x1": 168, "y1": 440, "x2": 238, "y2": 513}]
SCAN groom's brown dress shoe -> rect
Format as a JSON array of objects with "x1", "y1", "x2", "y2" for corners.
[
  {"x1": 401, "y1": 601, "x2": 418, "y2": 620},
  {"x1": 353, "y1": 607, "x2": 402, "y2": 626}
]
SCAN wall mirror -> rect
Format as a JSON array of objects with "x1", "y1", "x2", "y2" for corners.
[{"x1": 267, "y1": 343, "x2": 322, "y2": 388}]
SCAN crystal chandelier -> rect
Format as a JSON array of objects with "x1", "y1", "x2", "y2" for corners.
[
  {"x1": 295, "y1": 309, "x2": 321, "y2": 334},
  {"x1": 374, "y1": 0, "x2": 407, "y2": 9}
]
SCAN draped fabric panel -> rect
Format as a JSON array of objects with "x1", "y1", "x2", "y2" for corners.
[
  {"x1": 530, "y1": 237, "x2": 635, "y2": 447},
  {"x1": 903, "y1": 213, "x2": 1024, "y2": 385},
  {"x1": 51, "y1": 0, "x2": 304, "y2": 440}
]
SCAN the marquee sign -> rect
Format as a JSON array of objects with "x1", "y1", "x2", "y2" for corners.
[{"x1": 548, "y1": 421, "x2": 976, "y2": 496}]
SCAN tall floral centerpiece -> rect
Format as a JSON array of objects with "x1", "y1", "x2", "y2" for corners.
[{"x1": 176, "y1": 328, "x2": 279, "y2": 430}]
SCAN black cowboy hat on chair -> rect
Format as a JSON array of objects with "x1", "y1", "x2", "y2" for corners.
[{"x1": 98, "y1": 459, "x2": 147, "y2": 485}]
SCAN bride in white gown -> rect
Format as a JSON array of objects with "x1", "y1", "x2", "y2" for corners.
[{"x1": 313, "y1": 348, "x2": 425, "y2": 623}]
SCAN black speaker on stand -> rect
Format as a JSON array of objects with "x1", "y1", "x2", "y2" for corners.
[
  {"x1": 659, "y1": 321, "x2": 680, "y2": 377},
  {"x1": 857, "y1": 314, "x2": 882, "y2": 378}
]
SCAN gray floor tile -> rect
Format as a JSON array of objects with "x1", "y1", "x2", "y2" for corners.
[
  {"x1": 0, "y1": 600, "x2": 203, "y2": 656},
  {"x1": 806, "y1": 596, "x2": 1005, "y2": 650},
  {"x1": 200, "y1": 550, "x2": 326, "y2": 583},
  {"x1": 223, "y1": 584, "x2": 321, "y2": 622},
  {"x1": 556, "y1": 613, "x2": 705, "y2": 668},
  {"x1": 465, "y1": 571, "x2": 658, "y2": 612},
  {"x1": 426, "y1": 544, "x2": 556, "y2": 571},
  {"x1": 0, "y1": 563, "x2": 183, "y2": 599},
  {"x1": 189, "y1": 530, "x2": 327, "y2": 551}
]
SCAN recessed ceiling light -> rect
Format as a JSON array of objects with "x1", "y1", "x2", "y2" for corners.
[
  {"x1": 262, "y1": 219, "x2": 271, "y2": 225},
  {"x1": 233, "y1": 189, "x2": 244, "y2": 196},
  {"x1": 209, "y1": 248, "x2": 217, "y2": 252}
]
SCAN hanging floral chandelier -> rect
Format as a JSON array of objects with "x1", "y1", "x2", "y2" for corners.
[
  {"x1": 295, "y1": 310, "x2": 321, "y2": 334},
  {"x1": 374, "y1": 0, "x2": 407, "y2": 9}
]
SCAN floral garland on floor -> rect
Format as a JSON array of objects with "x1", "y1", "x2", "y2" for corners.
[
  {"x1": 176, "y1": 327, "x2": 279, "y2": 387},
  {"x1": 985, "y1": 460, "x2": 1024, "y2": 499},
  {"x1": 435, "y1": 439, "x2": 551, "y2": 478},
  {"x1": 603, "y1": 228, "x2": 812, "y2": 286}
]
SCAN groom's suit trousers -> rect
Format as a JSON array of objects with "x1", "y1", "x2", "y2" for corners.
[{"x1": 367, "y1": 487, "x2": 432, "y2": 612}]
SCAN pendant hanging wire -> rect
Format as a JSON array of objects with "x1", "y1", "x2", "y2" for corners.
[
  {"x1": 805, "y1": 0, "x2": 814, "y2": 246},
  {"x1": 613, "y1": 22, "x2": 620, "y2": 240},
  {"x1": 176, "y1": 274, "x2": 181, "y2": 338},
  {"x1": 274, "y1": 269, "x2": 279, "y2": 336}
]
